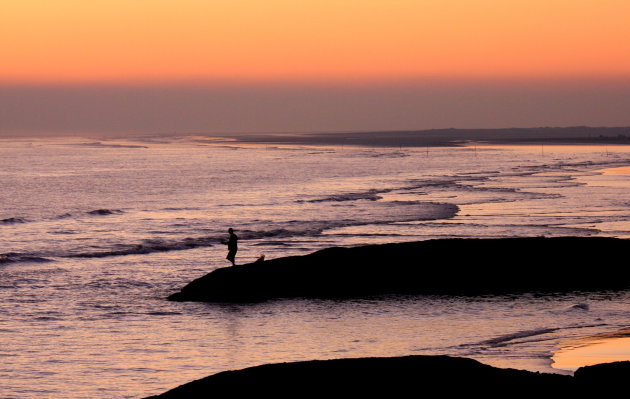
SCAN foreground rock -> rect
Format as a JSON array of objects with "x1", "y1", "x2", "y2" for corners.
[
  {"x1": 144, "y1": 355, "x2": 630, "y2": 398},
  {"x1": 168, "y1": 237, "x2": 630, "y2": 302}
]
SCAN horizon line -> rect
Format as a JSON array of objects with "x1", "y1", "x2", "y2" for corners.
[{"x1": 3, "y1": 74, "x2": 630, "y2": 88}]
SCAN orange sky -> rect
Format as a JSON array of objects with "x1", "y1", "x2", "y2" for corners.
[{"x1": 2, "y1": 0, "x2": 630, "y2": 83}]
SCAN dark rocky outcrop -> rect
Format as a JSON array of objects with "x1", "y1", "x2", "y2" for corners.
[
  {"x1": 144, "y1": 355, "x2": 630, "y2": 398},
  {"x1": 168, "y1": 237, "x2": 630, "y2": 302},
  {"x1": 574, "y1": 360, "x2": 630, "y2": 391}
]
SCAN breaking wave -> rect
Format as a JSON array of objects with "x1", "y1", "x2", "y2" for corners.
[
  {"x1": 0, "y1": 217, "x2": 28, "y2": 224},
  {"x1": 0, "y1": 253, "x2": 54, "y2": 265},
  {"x1": 87, "y1": 209, "x2": 124, "y2": 216},
  {"x1": 67, "y1": 237, "x2": 219, "y2": 258},
  {"x1": 298, "y1": 178, "x2": 460, "y2": 204},
  {"x1": 301, "y1": 191, "x2": 383, "y2": 203},
  {"x1": 2, "y1": 210, "x2": 126, "y2": 224},
  {"x1": 479, "y1": 328, "x2": 559, "y2": 347},
  {"x1": 471, "y1": 323, "x2": 611, "y2": 349},
  {"x1": 68, "y1": 141, "x2": 148, "y2": 149},
  {"x1": 60, "y1": 201, "x2": 458, "y2": 259}
]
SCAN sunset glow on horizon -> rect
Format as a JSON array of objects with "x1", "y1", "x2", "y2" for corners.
[{"x1": 2, "y1": 0, "x2": 630, "y2": 84}]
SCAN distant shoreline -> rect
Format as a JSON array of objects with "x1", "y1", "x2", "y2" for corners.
[
  {"x1": 224, "y1": 126, "x2": 630, "y2": 148},
  {"x1": 4, "y1": 126, "x2": 630, "y2": 147}
]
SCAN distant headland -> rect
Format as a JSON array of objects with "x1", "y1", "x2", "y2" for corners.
[{"x1": 226, "y1": 126, "x2": 630, "y2": 147}]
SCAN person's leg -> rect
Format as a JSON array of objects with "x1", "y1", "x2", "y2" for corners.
[{"x1": 227, "y1": 250, "x2": 236, "y2": 266}]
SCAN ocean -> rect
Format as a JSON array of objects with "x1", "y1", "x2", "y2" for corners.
[{"x1": 1, "y1": 136, "x2": 629, "y2": 398}]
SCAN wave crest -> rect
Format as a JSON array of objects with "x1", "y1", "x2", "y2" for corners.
[
  {"x1": 300, "y1": 191, "x2": 383, "y2": 203},
  {"x1": 87, "y1": 209, "x2": 124, "y2": 216},
  {"x1": 0, "y1": 253, "x2": 53, "y2": 264},
  {"x1": 0, "y1": 217, "x2": 28, "y2": 224}
]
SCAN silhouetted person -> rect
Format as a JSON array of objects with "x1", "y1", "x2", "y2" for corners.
[{"x1": 224, "y1": 228, "x2": 238, "y2": 266}]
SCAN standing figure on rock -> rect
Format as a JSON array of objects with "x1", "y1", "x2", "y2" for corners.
[{"x1": 224, "y1": 228, "x2": 238, "y2": 266}]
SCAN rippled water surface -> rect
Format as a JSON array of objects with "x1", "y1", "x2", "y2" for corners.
[{"x1": 1, "y1": 137, "x2": 630, "y2": 398}]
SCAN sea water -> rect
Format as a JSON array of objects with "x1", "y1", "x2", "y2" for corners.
[{"x1": 1, "y1": 137, "x2": 629, "y2": 398}]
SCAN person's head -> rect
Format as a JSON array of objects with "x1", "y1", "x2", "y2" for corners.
[{"x1": 228, "y1": 228, "x2": 234, "y2": 234}]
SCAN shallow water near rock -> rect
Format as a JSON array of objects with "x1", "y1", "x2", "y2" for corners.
[{"x1": 1, "y1": 137, "x2": 630, "y2": 398}]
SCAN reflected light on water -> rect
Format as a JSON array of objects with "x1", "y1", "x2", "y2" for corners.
[
  {"x1": 552, "y1": 336, "x2": 630, "y2": 371},
  {"x1": 2, "y1": 138, "x2": 630, "y2": 397},
  {"x1": 602, "y1": 166, "x2": 630, "y2": 175}
]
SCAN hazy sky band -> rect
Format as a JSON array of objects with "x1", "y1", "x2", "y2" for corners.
[
  {"x1": 3, "y1": 80, "x2": 630, "y2": 135},
  {"x1": 2, "y1": 1, "x2": 630, "y2": 134},
  {"x1": 2, "y1": 0, "x2": 630, "y2": 83}
]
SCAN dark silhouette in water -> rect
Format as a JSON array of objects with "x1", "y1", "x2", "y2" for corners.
[{"x1": 223, "y1": 228, "x2": 238, "y2": 266}]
